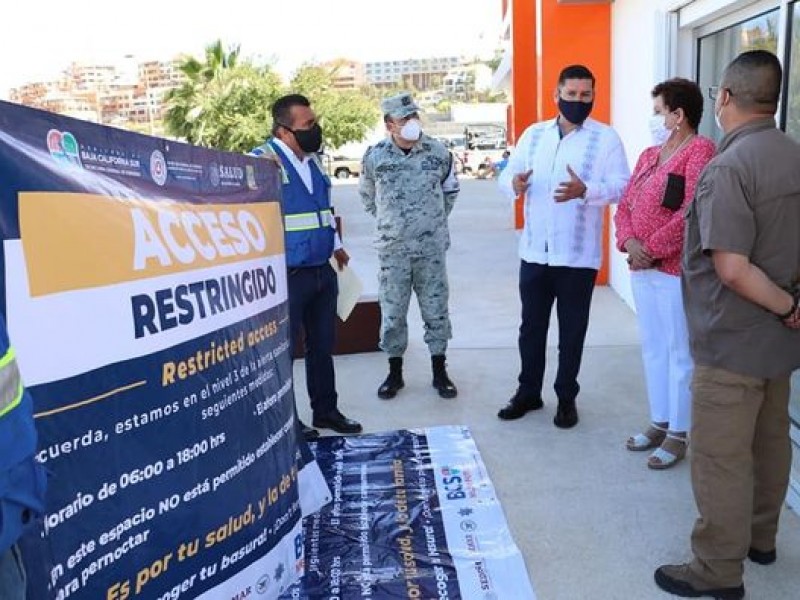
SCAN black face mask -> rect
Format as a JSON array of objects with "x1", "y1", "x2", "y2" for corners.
[
  {"x1": 285, "y1": 123, "x2": 323, "y2": 154},
  {"x1": 558, "y1": 98, "x2": 593, "y2": 125}
]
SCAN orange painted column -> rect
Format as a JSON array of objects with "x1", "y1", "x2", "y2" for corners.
[
  {"x1": 510, "y1": 0, "x2": 537, "y2": 232},
  {"x1": 509, "y1": 0, "x2": 613, "y2": 284}
]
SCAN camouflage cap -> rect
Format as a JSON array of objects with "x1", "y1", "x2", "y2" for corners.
[{"x1": 381, "y1": 92, "x2": 420, "y2": 119}]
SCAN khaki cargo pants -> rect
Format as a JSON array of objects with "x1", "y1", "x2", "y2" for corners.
[{"x1": 689, "y1": 365, "x2": 792, "y2": 586}]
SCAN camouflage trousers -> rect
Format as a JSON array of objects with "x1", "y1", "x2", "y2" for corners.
[{"x1": 378, "y1": 251, "x2": 452, "y2": 357}]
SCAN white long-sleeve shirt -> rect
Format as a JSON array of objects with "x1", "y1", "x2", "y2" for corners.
[{"x1": 498, "y1": 117, "x2": 630, "y2": 269}]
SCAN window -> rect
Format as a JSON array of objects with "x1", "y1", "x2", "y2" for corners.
[
  {"x1": 693, "y1": 4, "x2": 800, "y2": 428},
  {"x1": 696, "y1": 9, "x2": 779, "y2": 140},
  {"x1": 785, "y1": 4, "x2": 800, "y2": 427},
  {"x1": 786, "y1": 2, "x2": 800, "y2": 140}
]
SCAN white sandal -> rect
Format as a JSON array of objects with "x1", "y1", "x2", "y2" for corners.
[
  {"x1": 626, "y1": 423, "x2": 667, "y2": 452},
  {"x1": 648, "y1": 434, "x2": 688, "y2": 470}
]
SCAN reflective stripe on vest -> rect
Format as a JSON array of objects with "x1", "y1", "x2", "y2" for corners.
[
  {"x1": 0, "y1": 348, "x2": 23, "y2": 417},
  {"x1": 284, "y1": 211, "x2": 334, "y2": 232},
  {"x1": 320, "y1": 209, "x2": 333, "y2": 228}
]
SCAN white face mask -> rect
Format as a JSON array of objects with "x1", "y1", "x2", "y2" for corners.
[
  {"x1": 714, "y1": 105, "x2": 724, "y2": 133},
  {"x1": 399, "y1": 119, "x2": 422, "y2": 142},
  {"x1": 649, "y1": 114, "x2": 671, "y2": 146}
]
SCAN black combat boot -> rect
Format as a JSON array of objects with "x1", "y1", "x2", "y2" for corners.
[
  {"x1": 377, "y1": 357, "x2": 404, "y2": 399},
  {"x1": 431, "y1": 355, "x2": 457, "y2": 399}
]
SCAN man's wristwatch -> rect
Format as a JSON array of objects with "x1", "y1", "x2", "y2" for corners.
[{"x1": 776, "y1": 292, "x2": 800, "y2": 320}]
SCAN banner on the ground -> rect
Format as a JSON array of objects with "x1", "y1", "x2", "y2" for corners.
[
  {"x1": 282, "y1": 425, "x2": 536, "y2": 599},
  {"x1": 0, "y1": 101, "x2": 329, "y2": 600}
]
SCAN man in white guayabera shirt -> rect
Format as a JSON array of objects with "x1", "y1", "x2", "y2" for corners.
[{"x1": 497, "y1": 64, "x2": 630, "y2": 430}]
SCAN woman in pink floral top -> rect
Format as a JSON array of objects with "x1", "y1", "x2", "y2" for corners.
[{"x1": 615, "y1": 78, "x2": 715, "y2": 469}]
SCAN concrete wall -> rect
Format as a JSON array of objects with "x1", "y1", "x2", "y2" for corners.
[
  {"x1": 609, "y1": 0, "x2": 671, "y2": 308},
  {"x1": 450, "y1": 102, "x2": 508, "y2": 125}
]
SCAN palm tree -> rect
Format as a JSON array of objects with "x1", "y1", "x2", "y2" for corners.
[
  {"x1": 163, "y1": 48, "x2": 379, "y2": 153},
  {"x1": 163, "y1": 40, "x2": 242, "y2": 145}
]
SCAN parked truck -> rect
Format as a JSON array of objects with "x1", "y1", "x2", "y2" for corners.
[{"x1": 320, "y1": 154, "x2": 361, "y2": 179}]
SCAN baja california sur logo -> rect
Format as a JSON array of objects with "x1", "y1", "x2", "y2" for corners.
[
  {"x1": 150, "y1": 150, "x2": 168, "y2": 186},
  {"x1": 46, "y1": 129, "x2": 82, "y2": 167}
]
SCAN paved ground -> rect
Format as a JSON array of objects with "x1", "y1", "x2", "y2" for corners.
[{"x1": 295, "y1": 178, "x2": 800, "y2": 599}]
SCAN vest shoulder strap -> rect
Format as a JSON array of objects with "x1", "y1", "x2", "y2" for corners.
[
  {"x1": 250, "y1": 141, "x2": 289, "y2": 184},
  {"x1": 0, "y1": 348, "x2": 23, "y2": 418}
]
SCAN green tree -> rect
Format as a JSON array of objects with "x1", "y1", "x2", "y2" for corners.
[
  {"x1": 184, "y1": 39, "x2": 241, "y2": 81},
  {"x1": 164, "y1": 41, "x2": 241, "y2": 141},
  {"x1": 164, "y1": 44, "x2": 379, "y2": 152},
  {"x1": 485, "y1": 48, "x2": 505, "y2": 72},
  {"x1": 290, "y1": 63, "x2": 380, "y2": 150},
  {"x1": 164, "y1": 40, "x2": 282, "y2": 151},
  {"x1": 474, "y1": 90, "x2": 508, "y2": 103},
  {"x1": 435, "y1": 99, "x2": 452, "y2": 114}
]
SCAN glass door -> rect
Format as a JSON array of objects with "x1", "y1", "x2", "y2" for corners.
[
  {"x1": 694, "y1": 3, "x2": 798, "y2": 428},
  {"x1": 785, "y1": 2, "x2": 800, "y2": 140},
  {"x1": 696, "y1": 10, "x2": 780, "y2": 141},
  {"x1": 787, "y1": 2, "x2": 800, "y2": 426}
]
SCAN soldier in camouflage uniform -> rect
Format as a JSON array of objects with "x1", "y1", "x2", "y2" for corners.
[{"x1": 359, "y1": 92, "x2": 460, "y2": 400}]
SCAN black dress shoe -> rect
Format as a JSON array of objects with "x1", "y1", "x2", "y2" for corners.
[
  {"x1": 553, "y1": 400, "x2": 578, "y2": 429},
  {"x1": 313, "y1": 410, "x2": 363, "y2": 434},
  {"x1": 299, "y1": 421, "x2": 320, "y2": 440},
  {"x1": 748, "y1": 547, "x2": 776, "y2": 565},
  {"x1": 497, "y1": 392, "x2": 544, "y2": 420}
]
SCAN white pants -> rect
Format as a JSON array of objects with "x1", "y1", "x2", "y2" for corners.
[{"x1": 631, "y1": 269, "x2": 693, "y2": 433}]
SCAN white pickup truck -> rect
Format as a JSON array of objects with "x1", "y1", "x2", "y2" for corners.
[{"x1": 320, "y1": 154, "x2": 361, "y2": 179}]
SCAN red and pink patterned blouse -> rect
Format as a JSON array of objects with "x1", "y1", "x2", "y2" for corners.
[{"x1": 615, "y1": 135, "x2": 716, "y2": 275}]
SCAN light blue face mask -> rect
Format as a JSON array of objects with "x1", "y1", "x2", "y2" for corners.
[
  {"x1": 399, "y1": 118, "x2": 422, "y2": 141},
  {"x1": 649, "y1": 114, "x2": 672, "y2": 146}
]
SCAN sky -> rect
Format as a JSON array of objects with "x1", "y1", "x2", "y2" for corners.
[{"x1": 1, "y1": 1, "x2": 502, "y2": 97}]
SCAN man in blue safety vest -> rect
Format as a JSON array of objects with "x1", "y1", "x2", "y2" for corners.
[
  {"x1": 252, "y1": 94, "x2": 362, "y2": 439},
  {"x1": 0, "y1": 315, "x2": 46, "y2": 599}
]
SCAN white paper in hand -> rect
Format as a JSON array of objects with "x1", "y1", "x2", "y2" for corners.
[{"x1": 329, "y1": 257, "x2": 363, "y2": 321}]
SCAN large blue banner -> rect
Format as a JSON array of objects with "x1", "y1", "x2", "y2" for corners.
[
  {"x1": 283, "y1": 426, "x2": 536, "y2": 599},
  {"x1": 0, "y1": 101, "x2": 328, "y2": 600}
]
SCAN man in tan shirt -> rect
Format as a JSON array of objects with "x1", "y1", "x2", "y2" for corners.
[{"x1": 655, "y1": 50, "x2": 800, "y2": 599}]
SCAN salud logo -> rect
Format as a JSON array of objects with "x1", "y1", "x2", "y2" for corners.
[
  {"x1": 46, "y1": 129, "x2": 82, "y2": 167},
  {"x1": 149, "y1": 150, "x2": 168, "y2": 186}
]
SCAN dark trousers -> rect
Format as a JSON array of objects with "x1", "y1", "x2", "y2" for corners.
[
  {"x1": 518, "y1": 261, "x2": 597, "y2": 402},
  {"x1": 288, "y1": 264, "x2": 338, "y2": 417},
  {"x1": 0, "y1": 545, "x2": 25, "y2": 600}
]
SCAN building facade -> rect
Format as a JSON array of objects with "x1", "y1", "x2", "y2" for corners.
[
  {"x1": 9, "y1": 57, "x2": 185, "y2": 130},
  {"x1": 443, "y1": 63, "x2": 494, "y2": 99},
  {"x1": 365, "y1": 56, "x2": 464, "y2": 87},
  {"x1": 321, "y1": 59, "x2": 367, "y2": 90},
  {"x1": 495, "y1": 0, "x2": 800, "y2": 511}
]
